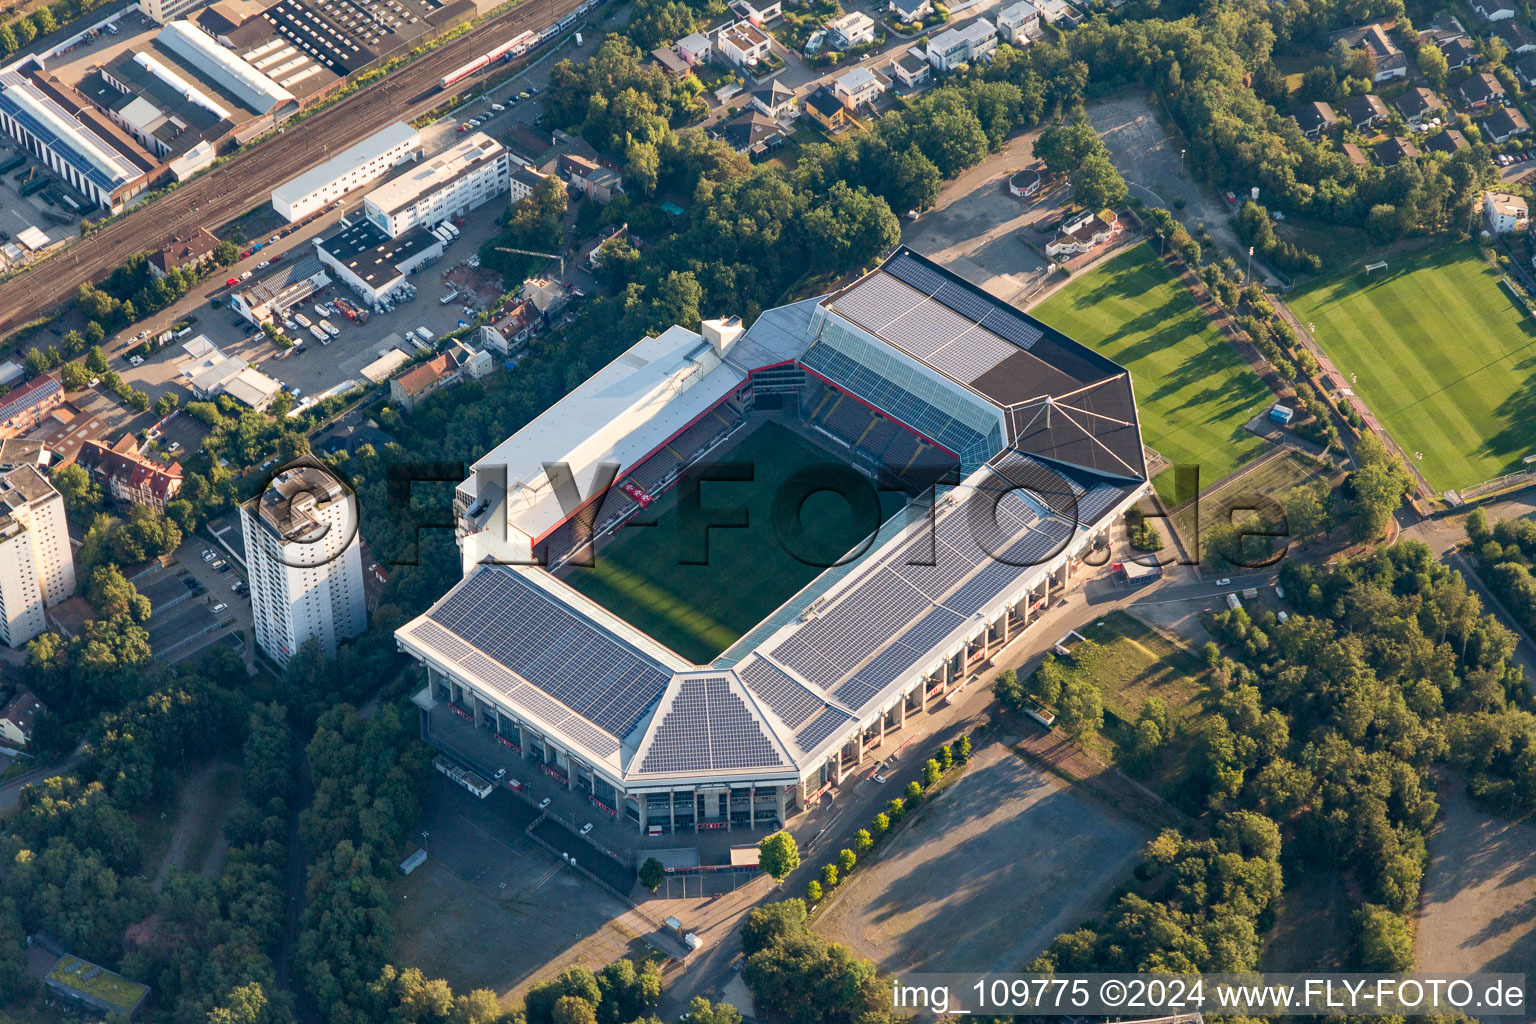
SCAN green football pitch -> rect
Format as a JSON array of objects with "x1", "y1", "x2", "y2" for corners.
[
  {"x1": 562, "y1": 421, "x2": 907, "y2": 664},
  {"x1": 1287, "y1": 243, "x2": 1536, "y2": 493},
  {"x1": 1033, "y1": 243, "x2": 1272, "y2": 503}
]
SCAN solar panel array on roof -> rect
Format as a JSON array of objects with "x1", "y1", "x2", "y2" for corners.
[
  {"x1": 796, "y1": 704, "x2": 854, "y2": 751},
  {"x1": 426, "y1": 567, "x2": 670, "y2": 739},
  {"x1": 739, "y1": 657, "x2": 824, "y2": 728},
  {"x1": 883, "y1": 248, "x2": 1045, "y2": 351},
  {"x1": 639, "y1": 676, "x2": 785, "y2": 773}
]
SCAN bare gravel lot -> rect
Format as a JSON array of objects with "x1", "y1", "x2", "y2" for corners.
[
  {"x1": 815, "y1": 740, "x2": 1152, "y2": 974},
  {"x1": 1415, "y1": 781, "x2": 1536, "y2": 975}
]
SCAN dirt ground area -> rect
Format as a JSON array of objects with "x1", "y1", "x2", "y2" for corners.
[
  {"x1": 901, "y1": 138, "x2": 1054, "y2": 306},
  {"x1": 1086, "y1": 94, "x2": 1276, "y2": 287},
  {"x1": 389, "y1": 774, "x2": 656, "y2": 1004},
  {"x1": 153, "y1": 757, "x2": 241, "y2": 889},
  {"x1": 443, "y1": 263, "x2": 505, "y2": 307},
  {"x1": 1415, "y1": 780, "x2": 1536, "y2": 975},
  {"x1": 814, "y1": 739, "x2": 1153, "y2": 974}
]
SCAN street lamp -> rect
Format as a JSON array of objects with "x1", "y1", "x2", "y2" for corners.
[
  {"x1": 1180, "y1": 148, "x2": 1186, "y2": 177},
  {"x1": 1246, "y1": 246, "x2": 1254, "y2": 285}
]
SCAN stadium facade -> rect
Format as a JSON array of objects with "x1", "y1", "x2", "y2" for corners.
[{"x1": 397, "y1": 247, "x2": 1149, "y2": 833}]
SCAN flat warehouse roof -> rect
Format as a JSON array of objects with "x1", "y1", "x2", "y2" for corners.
[
  {"x1": 273, "y1": 121, "x2": 418, "y2": 204},
  {"x1": 364, "y1": 132, "x2": 504, "y2": 215}
]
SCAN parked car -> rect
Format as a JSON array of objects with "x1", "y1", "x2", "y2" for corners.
[
  {"x1": 201, "y1": 549, "x2": 213, "y2": 560},
  {"x1": 211, "y1": 559, "x2": 225, "y2": 569},
  {"x1": 257, "y1": 260, "x2": 270, "y2": 269},
  {"x1": 240, "y1": 270, "x2": 253, "y2": 280},
  {"x1": 212, "y1": 602, "x2": 228, "y2": 613}
]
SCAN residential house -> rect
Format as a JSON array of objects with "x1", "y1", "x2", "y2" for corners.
[
  {"x1": 0, "y1": 375, "x2": 62, "y2": 439},
  {"x1": 1459, "y1": 71, "x2": 1506, "y2": 108},
  {"x1": 651, "y1": 47, "x2": 693, "y2": 79},
  {"x1": 751, "y1": 80, "x2": 796, "y2": 117},
  {"x1": 926, "y1": 18, "x2": 997, "y2": 71},
  {"x1": 0, "y1": 689, "x2": 41, "y2": 747},
  {"x1": 1046, "y1": 209, "x2": 1121, "y2": 257},
  {"x1": 677, "y1": 32, "x2": 713, "y2": 64},
  {"x1": 76, "y1": 434, "x2": 184, "y2": 511},
  {"x1": 804, "y1": 86, "x2": 856, "y2": 131},
  {"x1": 824, "y1": 11, "x2": 876, "y2": 49},
  {"x1": 1035, "y1": 0, "x2": 1082, "y2": 27},
  {"x1": 1295, "y1": 100, "x2": 1339, "y2": 138},
  {"x1": 585, "y1": 223, "x2": 629, "y2": 270},
  {"x1": 1515, "y1": 52, "x2": 1536, "y2": 87},
  {"x1": 720, "y1": 110, "x2": 791, "y2": 155},
  {"x1": 510, "y1": 164, "x2": 549, "y2": 205},
  {"x1": 1472, "y1": 0, "x2": 1515, "y2": 21},
  {"x1": 1440, "y1": 36, "x2": 1479, "y2": 69},
  {"x1": 1484, "y1": 190, "x2": 1529, "y2": 231},
  {"x1": 480, "y1": 299, "x2": 540, "y2": 354},
  {"x1": 1329, "y1": 23, "x2": 1408, "y2": 81},
  {"x1": 1341, "y1": 142, "x2": 1369, "y2": 165},
  {"x1": 1341, "y1": 92, "x2": 1390, "y2": 131},
  {"x1": 1496, "y1": 19, "x2": 1536, "y2": 53},
  {"x1": 1373, "y1": 136, "x2": 1420, "y2": 165},
  {"x1": 1418, "y1": 10, "x2": 1466, "y2": 44},
  {"x1": 729, "y1": 0, "x2": 781, "y2": 24},
  {"x1": 717, "y1": 22, "x2": 773, "y2": 67},
  {"x1": 1483, "y1": 104, "x2": 1531, "y2": 142},
  {"x1": 833, "y1": 66, "x2": 887, "y2": 110},
  {"x1": 888, "y1": 52, "x2": 931, "y2": 90},
  {"x1": 1395, "y1": 86, "x2": 1446, "y2": 125},
  {"x1": 148, "y1": 227, "x2": 222, "y2": 278},
  {"x1": 1422, "y1": 127, "x2": 1469, "y2": 153},
  {"x1": 889, "y1": 0, "x2": 932, "y2": 22},
  {"x1": 997, "y1": 0, "x2": 1041, "y2": 42},
  {"x1": 390, "y1": 341, "x2": 492, "y2": 412},
  {"x1": 560, "y1": 154, "x2": 625, "y2": 203}
]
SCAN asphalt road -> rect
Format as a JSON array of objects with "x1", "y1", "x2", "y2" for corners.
[{"x1": 0, "y1": 0, "x2": 586, "y2": 337}]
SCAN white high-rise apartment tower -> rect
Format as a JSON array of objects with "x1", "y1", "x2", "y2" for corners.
[
  {"x1": 0, "y1": 464, "x2": 76, "y2": 647},
  {"x1": 240, "y1": 456, "x2": 366, "y2": 666}
]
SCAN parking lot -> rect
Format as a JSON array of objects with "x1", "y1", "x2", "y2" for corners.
[
  {"x1": 814, "y1": 738, "x2": 1153, "y2": 974},
  {"x1": 0, "y1": 143, "x2": 84, "y2": 265}
]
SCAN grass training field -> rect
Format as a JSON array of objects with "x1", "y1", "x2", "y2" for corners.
[
  {"x1": 1034, "y1": 243, "x2": 1271, "y2": 503},
  {"x1": 563, "y1": 422, "x2": 904, "y2": 664},
  {"x1": 1288, "y1": 243, "x2": 1536, "y2": 493}
]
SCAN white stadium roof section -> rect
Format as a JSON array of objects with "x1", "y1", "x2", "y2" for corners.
[
  {"x1": 156, "y1": 21, "x2": 295, "y2": 115},
  {"x1": 271, "y1": 121, "x2": 418, "y2": 208},
  {"x1": 464, "y1": 324, "x2": 746, "y2": 551}
]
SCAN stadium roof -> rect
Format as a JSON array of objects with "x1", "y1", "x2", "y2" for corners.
[
  {"x1": 816, "y1": 247, "x2": 1146, "y2": 479},
  {"x1": 466, "y1": 325, "x2": 746, "y2": 547},
  {"x1": 273, "y1": 121, "x2": 418, "y2": 207}
]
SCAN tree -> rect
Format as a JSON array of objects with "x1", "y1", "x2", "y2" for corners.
[
  {"x1": 741, "y1": 900, "x2": 807, "y2": 956},
  {"x1": 59, "y1": 361, "x2": 91, "y2": 391},
  {"x1": 1071, "y1": 151, "x2": 1127, "y2": 211},
  {"x1": 552, "y1": 995, "x2": 598, "y2": 1024},
  {"x1": 758, "y1": 830, "x2": 800, "y2": 883},
  {"x1": 903, "y1": 779, "x2": 922, "y2": 804},
  {"x1": 638, "y1": 856, "x2": 665, "y2": 892},
  {"x1": 922, "y1": 758, "x2": 941, "y2": 787},
  {"x1": 802, "y1": 182, "x2": 901, "y2": 274},
  {"x1": 837, "y1": 848, "x2": 856, "y2": 873},
  {"x1": 1057, "y1": 676, "x2": 1104, "y2": 744},
  {"x1": 819, "y1": 862, "x2": 838, "y2": 889},
  {"x1": 854, "y1": 828, "x2": 873, "y2": 853},
  {"x1": 85, "y1": 346, "x2": 109, "y2": 374},
  {"x1": 805, "y1": 879, "x2": 823, "y2": 902},
  {"x1": 1352, "y1": 904, "x2": 1414, "y2": 971},
  {"x1": 1347, "y1": 433, "x2": 1411, "y2": 541},
  {"x1": 51, "y1": 463, "x2": 101, "y2": 516},
  {"x1": 1281, "y1": 477, "x2": 1333, "y2": 541},
  {"x1": 871, "y1": 812, "x2": 889, "y2": 834},
  {"x1": 1417, "y1": 42, "x2": 1448, "y2": 89},
  {"x1": 955, "y1": 734, "x2": 971, "y2": 762},
  {"x1": 86, "y1": 565, "x2": 151, "y2": 622},
  {"x1": 681, "y1": 997, "x2": 743, "y2": 1024}
]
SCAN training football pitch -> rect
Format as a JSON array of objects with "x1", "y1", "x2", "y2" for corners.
[
  {"x1": 562, "y1": 421, "x2": 905, "y2": 664},
  {"x1": 1033, "y1": 243, "x2": 1272, "y2": 503},
  {"x1": 1287, "y1": 243, "x2": 1536, "y2": 493}
]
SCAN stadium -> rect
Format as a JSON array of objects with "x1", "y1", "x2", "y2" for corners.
[{"x1": 397, "y1": 247, "x2": 1150, "y2": 834}]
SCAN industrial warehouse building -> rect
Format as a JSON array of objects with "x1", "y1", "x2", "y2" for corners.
[
  {"x1": 270, "y1": 120, "x2": 421, "y2": 221},
  {"x1": 397, "y1": 247, "x2": 1149, "y2": 834}
]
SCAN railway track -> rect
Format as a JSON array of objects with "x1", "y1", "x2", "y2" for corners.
[{"x1": 0, "y1": 0, "x2": 580, "y2": 337}]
